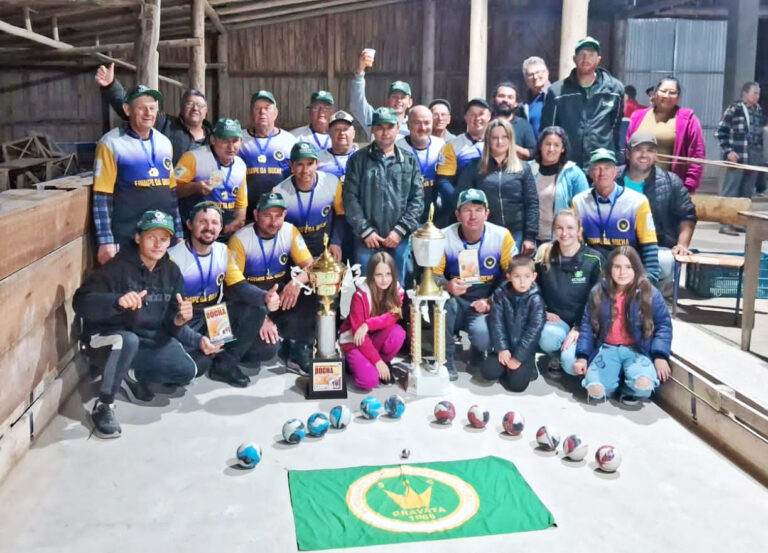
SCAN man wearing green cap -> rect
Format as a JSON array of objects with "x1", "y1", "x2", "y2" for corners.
[
  {"x1": 541, "y1": 36, "x2": 625, "y2": 167},
  {"x1": 175, "y1": 118, "x2": 248, "y2": 240},
  {"x1": 290, "y1": 90, "x2": 336, "y2": 151},
  {"x1": 572, "y1": 148, "x2": 660, "y2": 281},
  {"x1": 351, "y1": 50, "x2": 412, "y2": 138},
  {"x1": 239, "y1": 90, "x2": 297, "y2": 221},
  {"x1": 433, "y1": 189, "x2": 518, "y2": 380},
  {"x1": 92, "y1": 84, "x2": 184, "y2": 266},
  {"x1": 344, "y1": 107, "x2": 424, "y2": 285},
  {"x1": 74, "y1": 210, "x2": 212, "y2": 438}
]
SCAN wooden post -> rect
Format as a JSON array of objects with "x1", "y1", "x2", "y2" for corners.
[
  {"x1": 326, "y1": 16, "x2": 335, "y2": 96},
  {"x1": 420, "y1": 0, "x2": 435, "y2": 103},
  {"x1": 216, "y1": 33, "x2": 229, "y2": 118},
  {"x1": 135, "y1": 0, "x2": 161, "y2": 88},
  {"x1": 191, "y1": 0, "x2": 206, "y2": 94},
  {"x1": 558, "y1": 0, "x2": 590, "y2": 79},
  {"x1": 723, "y1": 0, "x2": 759, "y2": 107},
  {"x1": 467, "y1": 0, "x2": 487, "y2": 100},
  {"x1": 51, "y1": 17, "x2": 58, "y2": 42},
  {"x1": 23, "y1": 8, "x2": 32, "y2": 31},
  {"x1": 612, "y1": 15, "x2": 627, "y2": 83}
]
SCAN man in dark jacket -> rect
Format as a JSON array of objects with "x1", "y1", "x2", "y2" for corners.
[
  {"x1": 74, "y1": 210, "x2": 219, "y2": 439},
  {"x1": 95, "y1": 62, "x2": 212, "y2": 164},
  {"x1": 343, "y1": 107, "x2": 424, "y2": 284},
  {"x1": 540, "y1": 37, "x2": 624, "y2": 167},
  {"x1": 619, "y1": 132, "x2": 696, "y2": 291}
]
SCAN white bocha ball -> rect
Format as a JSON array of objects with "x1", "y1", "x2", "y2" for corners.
[
  {"x1": 535, "y1": 425, "x2": 560, "y2": 450},
  {"x1": 467, "y1": 405, "x2": 490, "y2": 428},
  {"x1": 595, "y1": 445, "x2": 622, "y2": 472},
  {"x1": 329, "y1": 405, "x2": 352, "y2": 429},
  {"x1": 307, "y1": 413, "x2": 330, "y2": 437},
  {"x1": 236, "y1": 442, "x2": 262, "y2": 469},
  {"x1": 562, "y1": 434, "x2": 588, "y2": 461},
  {"x1": 282, "y1": 418, "x2": 306, "y2": 444}
]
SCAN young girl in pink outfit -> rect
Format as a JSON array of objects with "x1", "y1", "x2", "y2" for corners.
[{"x1": 339, "y1": 252, "x2": 406, "y2": 390}]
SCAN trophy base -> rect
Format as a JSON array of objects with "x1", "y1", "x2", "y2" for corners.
[
  {"x1": 306, "y1": 353, "x2": 348, "y2": 400},
  {"x1": 406, "y1": 358, "x2": 451, "y2": 396}
]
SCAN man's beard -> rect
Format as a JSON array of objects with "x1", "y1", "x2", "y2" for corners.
[{"x1": 492, "y1": 102, "x2": 514, "y2": 118}]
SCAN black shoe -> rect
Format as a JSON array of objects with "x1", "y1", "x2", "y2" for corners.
[
  {"x1": 91, "y1": 401, "x2": 121, "y2": 439},
  {"x1": 733, "y1": 225, "x2": 746, "y2": 233},
  {"x1": 445, "y1": 357, "x2": 458, "y2": 381},
  {"x1": 287, "y1": 341, "x2": 313, "y2": 375},
  {"x1": 469, "y1": 347, "x2": 487, "y2": 368},
  {"x1": 123, "y1": 371, "x2": 155, "y2": 403},
  {"x1": 209, "y1": 357, "x2": 250, "y2": 388},
  {"x1": 719, "y1": 225, "x2": 738, "y2": 236}
]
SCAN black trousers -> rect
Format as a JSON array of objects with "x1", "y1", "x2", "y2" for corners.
[{"x1": 481, "y1": 353, "x2": 536, "y2": 392}]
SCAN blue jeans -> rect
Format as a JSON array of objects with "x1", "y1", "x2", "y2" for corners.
[
  {"x1": 444, "y1": 296, "x2": 490, "y2": 358},
  {"x1": 582, "y1": 344, "x2": 659, "y2": 400},
  {"x1": 354, "y1": 235, "x2": 411, "y2": 286},
  {"x1": 538, "y1": 320, "x2": 577, "y2": 375}
]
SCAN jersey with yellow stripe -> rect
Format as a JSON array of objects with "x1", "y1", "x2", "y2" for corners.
[
  {"x1": 572, "y1": 186, "x2": 657, "y2": 249},
  {"x1": 239, "y1": 129, "x2": 296, "y2": 211},
  {"x1": 290, "y1": 125, "x2": 332, "y2": 152},
  {"x1": 436, "y1": 133, "x2": 485, "y2": 178},
  {"x1": 174, "y1": 146, "x2": 248, "y2": 212},
  {"x1": 398, "y1": 135, "x2": 445, "y2": 190},
  {"x1": 434, "y1": 222, "x2": 518, "y2": 300},
  {"x1": 168, "y1": 240, "x2": 228, "y2": 308},
  {"x1": 317, "y1": 147, "x2": 356, "y2": 182},
  {"x1": 225, "y1": 222, "x2": 313, "y2": 289}
]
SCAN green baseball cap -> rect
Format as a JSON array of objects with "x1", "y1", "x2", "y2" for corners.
[
  {"x1": 371, "y1": 107, "x2": 399, "y2": 126},
  {"x1": 309, "y1": 90, "x2": 335, "y2": 106},
  {"x1": 125, "y1": 84, "x2": 163, "y2": 104},
  {"x1": 575, "y1": 36, "x2": 601, "y2": 54},
  {"x1": 257, "y1": 192, "x2": 286, "y2": 211},
  {"x1": 457, "y1": 188, "x2": 488, "y2": 209},
  {"x1": 250, "y1": 89, "x2": 277, "y2": 107},
  {"x1": 213, "y1": 118, "x2": 242, "y2": 139},
  {"x1": 188, "y1": 200, "x2": 223, "y2": 222},
  {"x1": 136, "y1": 209, "x2": 174, "y2": 235},
  {"x1": 290, "y1": 141, "x2": 319, "y2": 162},
  {"x1": 388, "y1": 80, "x2": 412, "y2": 96},
  {"x1": 589, "y1": 148, "x2": 617, "y2": 165}
]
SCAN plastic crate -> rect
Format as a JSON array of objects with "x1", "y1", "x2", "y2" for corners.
[{"x1": 685, "y1": 251, "x2": 768, "y2": 299}]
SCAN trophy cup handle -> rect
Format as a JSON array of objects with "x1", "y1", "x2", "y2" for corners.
[{"x1": 290, "y1": 266, "x2": 313, "y2": 294}]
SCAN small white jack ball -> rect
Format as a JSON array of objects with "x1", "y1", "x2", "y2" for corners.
[{"x1": 401, "y1": 448, "x2": 411, "y2": 459}]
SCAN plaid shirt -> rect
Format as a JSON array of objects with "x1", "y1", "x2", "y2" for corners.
[{"x1": 715, "y1": 101, "x2": 764, "y2": 164}]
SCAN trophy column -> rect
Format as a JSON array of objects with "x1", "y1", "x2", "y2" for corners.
[{"x1": 406, "y1": 290, "x2": 451, "y2": 396}]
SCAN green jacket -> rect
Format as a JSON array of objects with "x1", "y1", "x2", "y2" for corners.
[{"x1": 343, "y1": 142, "x2": 424, "y2": 239}]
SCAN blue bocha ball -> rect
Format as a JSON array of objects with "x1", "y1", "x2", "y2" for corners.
[
  {"x1": 329, "y1": 405, "x2": 352, "y2": 429},
  {"x1": 282, "y1": 418, "x2": 306, "y2": 444},
  {"x1": 236, "y1": 442, "x2": 262, "y2": 469},
  {"x1": 307, "y1": 412, "x2": 330, "y2": 437},
  {"x1": 384, "y1": 395, "x2": 406, "y2": 419},
  {"x1": 360, "y1": 396, "x2": 383, "y2": 419}
]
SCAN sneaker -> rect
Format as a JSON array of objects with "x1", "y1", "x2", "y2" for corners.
[
  {"x1": 445, "y1": 357, "x2": 458, "y2": 381},
  {"x1": 287, "y1": 341, "x2": 313, "y2": 375},
  {"x1": 547, "y1": 355, "x2": 562, "y2": 373},
  {"x1": 733, "y1": 225, "x2": 746, "y2": 233},
  {"x1": 123, "y1": 371, "x2": 155, "y2": 403},
  {"x1": 719, "y1": 224, "x2": 738, "y2": 236},
  {"x1": 209, "y1": 356, "x2": 250, "y2": 388},
  {"x1": 91, "y1": 401, "x2": 121, "y2": 439},
  {"x1": 620, "y1": 394, "x2": 642, "y2": 406}
]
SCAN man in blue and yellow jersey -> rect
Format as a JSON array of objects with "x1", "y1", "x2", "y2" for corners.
[
  {"x1": 273, "y1": 141, "x2": 345, "y2": 260},
  {"x1": 175, "y1": 118, "x2": 248, "y2": 239},
  {"x1": 239, "y1": 90, "x2": 297, "y2": 220},
  {"x1": 225, "y1": 192, "x2": 315, "y2": 373},
  {"x1": 317, "y1": 110, "x2": 357, "y2": 182},
  {"x1": 435, "y1": 98, "x2": 491, "y2": 224},
  {"x1": 169, "y1": 201, "x2": 280, "y2": 387},
  {"x1": 571, "y1": 148, "x2": 660, "y2": 281},
  {"x1": 291, "y1": 90, "x2": 335, "y2": 151},
  {"x1": 434, "y1": 189, "x2": 518, "y2": 381},
  {"x1": 92, "y1": 85, "x2": 183, "y2": 266}
]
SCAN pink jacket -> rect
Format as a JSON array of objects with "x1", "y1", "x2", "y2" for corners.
[
  {"x1": 626, "y1": 106, "x2": 706, "y2": 193},
  {"x1": 339, "y1": 282, "x2": 404, "y2": 365}
]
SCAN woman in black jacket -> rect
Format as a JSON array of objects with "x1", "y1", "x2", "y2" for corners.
[
  {"x1": 534, "y1": 209, "x2": 602, "y2": 375},
  {"x1": 455, "y1": 118, "x2": 538, "y2": 255}
]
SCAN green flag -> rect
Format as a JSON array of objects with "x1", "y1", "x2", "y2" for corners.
[{"x1": 288, "y1": 455, "x2": 555, "y2": 550}]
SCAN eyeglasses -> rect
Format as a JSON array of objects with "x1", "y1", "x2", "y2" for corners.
[
  {"x1": 184, "y1": 101, "x2": 208, "y2": 110},
  {"x1": 310, "y1": 105, "x2": 334, "y2": 114},
  {"x1": 656, "y1": 88, "x2": 679, "y2": 97},
  {"x1": 525, "y1": 70, "x2": 547, "y2": 79}
]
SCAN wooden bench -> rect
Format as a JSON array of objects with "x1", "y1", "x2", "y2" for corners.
[{"x1": 672, "y1": 195, "x2": 752, "y2": 324}]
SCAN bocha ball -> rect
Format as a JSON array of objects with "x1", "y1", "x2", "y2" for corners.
[
  {"x1": 502, "y1": 411, "x2": 525, "y2": 436},
  {"x1": 282, "y1": 418, "x2": 306, "y2": 444},
  {"x1": 360, "y1": 396, "x2": 383, "y2": 419},
  {"x1": 562, "y1": 434, "x2": 588, "y2": 461},
  {"x1": 236, "y1": 442, "x2": 262, "y2": 469},
  {"x1": 467, "y1": 405, "x2": 490, "y2": 428},
  {"x1": 535, "y1": 425, "x2": 560, "y2": 450},
  {"x1": 385, "y1": 395, "x2": 406, "y2": 418},
  {"x1": 307, "y1": 412, "x2": 330, "y2": 437},
  {"x1": 595, "y1": 445, "x2": 622, "y2": 472},
  {"x1": 329, "y1": 405, "x2": 352, "y2": 429},
  {"x1": 434, "y1": 401, "x2": 456, "y2": 424}
]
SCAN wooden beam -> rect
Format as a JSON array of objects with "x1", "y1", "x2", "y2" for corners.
[
  {"x1": 23, "y1": 7, "x2": 32, "y2": 32},
  {"x1": 216, "y1": 32, "x2": 229, "y2": 118},
  {"x1": 222, "y1": 0, "x2": 372, "y2": 24},
  {"x1": 203, "y1": 0, "x2": 226, "y2": 34},
  {"x1": 191, "y1": 0, "x2": 206, "y2": 94},
  {"x1": 217, "y1": 0, "x2": 318, "y2": 17},
  {"x1": 50, "y1": 16, "x2": 58, "y2": 41},
  {"x1": 420, "y1": 0, "x2": 435, "y2": 103},
  {"x1": 134, "y1": 0, "x2": 161, "y2": 88},
  {"x1": 467, "y1": 0, "x2": 487, "y2": 100},
  {"x1": 326, "y1": 15, "x2": 335, "y2": 96},
  {"x1": 621, "y1": 0, "x2": 693, "y2": 17},
  {"x1": 2, "y1": 38, "x2": 201, "y2": 62}
]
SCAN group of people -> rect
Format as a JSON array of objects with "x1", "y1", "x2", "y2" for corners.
[{"x1": 79, "y1": 34, "x2": 762, "y2": 439}]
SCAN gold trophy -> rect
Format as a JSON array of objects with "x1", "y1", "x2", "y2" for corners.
[{"x1": 407, "y1": 205, "x2": 451, "y2": 396}]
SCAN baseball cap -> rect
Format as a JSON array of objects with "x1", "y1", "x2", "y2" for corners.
[
  {"x1": 464, "y1": 98, "x2": 491, "y2": 113},
  {"x1": 213, "y1": 118, "x2": 242, "y2": 139},
  {"x1": 290, "y1": 141, "x2": 319, "y2": 162},
  {"x1": 371, "y1": 107, "x2": 399, "y2": 126},
  {"x1": 136, "y1": 209, "x2": 174, "y2": 234},
  {"x1": 188, "y1": 201, "x2": 223, "y2": 222},
  {"x1": 628, "y1": 131, "x2": 658, "y2": 149},
  {"x1": 309, "y1": 90, "x2": 335, "y2": 106},
  {"x1": 575, "y1": 36, "x2": 601, "y2": 54},
  {"x1": 429, "y1": 98, "x2": 452, "y2": 112},
  {"x1": 388, "y1": 80, "x2": 412, "y2": 96},
  {"x1": 457, "y1": 188, "x2": 489, "y2": 209},
  {"x1": 329, "y1": 110, "x2": 354, "y2": 126},
  {"x1": 588, "y1": 148, "x2": 617, "y2": 165},
  {"x1": 250, "y1": 89, "x2": 277, "y2": 107},
  {"x1": 257, "y1": 192, "x2": 286, "y2": 211},
  {"x1": 125, "y1": 84, "x2": 163, "y2": 104}
]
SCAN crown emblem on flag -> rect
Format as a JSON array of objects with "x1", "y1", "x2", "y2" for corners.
[{"x1": 382, "y1": 479, "x2": 432, "y2": 509}]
